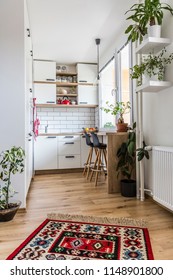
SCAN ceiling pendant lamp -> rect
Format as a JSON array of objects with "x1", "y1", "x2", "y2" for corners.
[{"x1": 95, "y1": 38, "x2": 101, "y2": 80}]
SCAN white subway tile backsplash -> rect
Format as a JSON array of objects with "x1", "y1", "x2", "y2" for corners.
[
  {"x1": 38, "y1": 107, "x2": 96, "y2": 134},
  {"x1": 67, "y1": 116, "x2": 78, "y2": 121},
  {"x1": 38, "y1": 112, "x2": 48, "y2": 116},
  {"x1": 60, "y1": 112, "x2": 73, "y2": 117},
  {"x1": 41, "y1": 116, "x2": 54, "y2": 121},
  {"x1": 48, "y1": 112, "x2": 60, "y2": 116},
  {"x1": 54, "y1": 116, "x2": 67, "y2": 121}
]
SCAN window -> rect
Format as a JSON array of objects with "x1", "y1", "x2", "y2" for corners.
[
  {"x1": 99, "y1": 58, "x2": 116, "y2": 129},
  {"x1": 99, "y1": 42, "x2": 133, "y2": 129},
  {"x1": 117, "y1": 42, "x2": 133, "y2": 124}
]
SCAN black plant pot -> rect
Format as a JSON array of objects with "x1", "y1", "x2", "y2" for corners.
[
  {"x1": 0, "y1": 201, "x2": 21, "y2": 222},
  {"x1": 120, "y1": 179, "x2": 136, "y2": 197}
]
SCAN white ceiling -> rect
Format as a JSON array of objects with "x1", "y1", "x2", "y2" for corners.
[{"x1": 27, "y1": 0, "x2": 135, "y2": 64}]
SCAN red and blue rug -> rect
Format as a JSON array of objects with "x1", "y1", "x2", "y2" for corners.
[{"x1": 7, "y1": 213, "x2": 154, "y2": 260}]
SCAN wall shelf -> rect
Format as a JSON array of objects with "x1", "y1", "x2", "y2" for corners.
[
  {"x1": 136, "y1": 81, "x2": 172, "y2": 93},
  {"x1": 136, "y1": 37, "x2": 171, "y2": 54}
]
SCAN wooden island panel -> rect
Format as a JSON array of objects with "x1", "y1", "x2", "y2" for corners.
[{"x1": 107, "y1": 132, "x2": 128, "y2": 193}]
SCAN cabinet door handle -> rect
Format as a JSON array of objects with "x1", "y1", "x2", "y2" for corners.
[
  {"x1": 47, "y1": 136, "x2": 56, "y2": 139},
  {"x1": 65, "y1": 142, "x2": 74, "y2": 144},
  {"x1": 64, "y1": 136, "x2": 74, "y2": 138},
  {"x1": 65, "y1": 156, "x2": 75, "y2": 158},
  {"x1": 46, "y1": 101, "x2": 55, "y2": 103},
  {"x1": 79, "y1": 80, "x2": 87, "y2": 83},
  {"x1": 46, "y1": 79, "x2": 55, "y2": 81},
  {"x1": 79, "y1": 102, "x2": 88, "y2": 104}
]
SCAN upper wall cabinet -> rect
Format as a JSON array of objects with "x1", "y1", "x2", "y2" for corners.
[
  {"x1": 77, "y1": 63, "x2": 97, "y2": 84},
  {"x1": 34, "y1": 60, "x2": 56, "y2": 82}
]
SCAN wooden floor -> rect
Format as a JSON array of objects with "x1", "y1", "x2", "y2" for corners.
[{"x1": 0, "y1": 172, "x2": 173, "y2": 260}]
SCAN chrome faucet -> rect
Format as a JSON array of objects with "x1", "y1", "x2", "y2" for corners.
[{"x1": 45, "y1": 125, "x2": 48, "y2": 133}]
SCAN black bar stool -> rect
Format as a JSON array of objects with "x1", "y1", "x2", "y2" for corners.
[
  {"x1": 89, "y1": 132, "x2": 107, "y2": 186},
  {"x1": 82, "y1": 132, "x2": 97, "y2": 179}
]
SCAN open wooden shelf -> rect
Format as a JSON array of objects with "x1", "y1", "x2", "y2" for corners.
[
  {"x1": 56, "y1": 94, "x2": 77, "y2": 97},
  {"x1": 56, "y1": 71, "x2": 77, "y2": 76},
  {"x1": 36, "y1": 104, "x2": 98, "y2": 108}
]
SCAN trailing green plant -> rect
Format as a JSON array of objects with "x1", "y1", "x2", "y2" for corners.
[
  {"x1": 130, "y1": 48, "x2": 173, "y2": 85},
  {"x1": 0, "y1": 146, "x2": 25, "y2": 210},
  {"x1": 101, "y1": 101, "x2": 131, "y2": 123},
  {"x1": 125, "y1": 0, "x2": 173, "y2": 42},
  {"x1": 116, "y1": 123, "x2": 150, "y2": 180}
]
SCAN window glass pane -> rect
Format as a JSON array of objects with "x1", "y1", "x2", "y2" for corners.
[
  {"x1": 118, "y1": 43, "x2": 132, "y2": 125},
  {"x1": 99, "y1": 59, "x2": 116, "y2": 129}
]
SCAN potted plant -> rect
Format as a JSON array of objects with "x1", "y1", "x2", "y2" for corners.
[
  {"x1": 130, "y1": 48, "x2": 173, "y2": 85},
  {"x1": 116, "y1": 123, "x2": 149, "y2": 197},
  {"x1": 101, "y1": 101, "x2": 131, "y2": 132},
  {"x1": 0, "y1": 146, "x2": 25, "y2": 222},
  {"x1": 125, "y1": 0, "x2": 173, "y2": 43}
]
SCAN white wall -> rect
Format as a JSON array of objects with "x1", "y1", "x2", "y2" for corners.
[{"x1": 0, "y1": 0, "x2": 26, "y2": 207}]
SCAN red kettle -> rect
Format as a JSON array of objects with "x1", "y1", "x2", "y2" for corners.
[{"x1": 61, "y1": 97, "x2": 70, "y2": 105}]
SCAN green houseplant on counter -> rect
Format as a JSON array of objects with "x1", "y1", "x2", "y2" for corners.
[
  {"x1": 116, "y1": 123, "x2": 149, "y2": 197},
  {"x1": 0, "y1": 146, "x2": 25, "y2": 222},
  {"x1": 125, "y1": 0, "x2": 173, "y2": 43},
  {"x1": 101, "y1": 101, "x2": 131, "y2": 132},
  {"x1": 130, "y1": 48, "x2": 173, "y2": 86}
]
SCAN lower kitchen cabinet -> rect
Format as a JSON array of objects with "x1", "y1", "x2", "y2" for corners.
[
  {"x1": 58, "y1": 135, "x2": 81, "y2": 169},
  {"x1": 59, "y1": 155, "x2": 81, "y2": 169},
  {"x1": 34, "y1": 136, "x2": 58, "y2": 170}
]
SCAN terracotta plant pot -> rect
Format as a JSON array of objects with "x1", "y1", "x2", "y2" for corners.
[
  {"x1": 116, "y1": 123, "x2": 128, "y2": 132},
  {"x1": 0, "y1": 200, "x2": 21, "y2": 222}
]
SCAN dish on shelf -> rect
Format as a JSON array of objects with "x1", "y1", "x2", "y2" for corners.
[{"x1": 57, "y1": 88, "x2": 68, "y2": 95}]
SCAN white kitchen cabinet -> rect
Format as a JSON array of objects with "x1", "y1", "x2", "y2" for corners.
[
  {"x1": 34, "y1": 83, "x2": 56, "y2": 104},
  {"x1": 34, "y1": 60, "x2": 56, "y2": 82},
  {"x1": 34, "y1": 136, "x2": 58, "y2": 170},
  {"x1": 58, "y1": 135, "x2": 81, "y2": 168},
  {"x1": 78, "y1": 85, "x2": 98, "y2": 105},
  {"x1": 77, "y1": 63, "x2": 97, "y2": 84}
]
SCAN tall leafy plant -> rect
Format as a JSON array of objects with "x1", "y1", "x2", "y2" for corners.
[
  {"x1": 116, "y1": 123, "x2": 150, "y2": 180},
  {"x1": 125, "y1": 0, "x2": 173, "y2": 42},
  {"x1": 0, "y1": 146, "x2": 25, "y2": 210}
]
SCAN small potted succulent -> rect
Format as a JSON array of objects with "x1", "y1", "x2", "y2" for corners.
[
  {"x1": 130, "y1": 48, "x2": 173, "y2": 85},
  {"x1": 0, "y1": 146, "x2": 25, "y2": 222},
  {"x1": 101, "y1": 101, "x2": 131, "y2": 132},
  {"x1": 125, "y1": 0, "x2": 173, "y2": 43}
]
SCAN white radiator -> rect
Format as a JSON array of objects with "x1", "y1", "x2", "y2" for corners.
[{"x1": 152, "y1": 146, "x2": 173, "y2": 211}]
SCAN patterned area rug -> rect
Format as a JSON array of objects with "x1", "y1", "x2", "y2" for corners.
[{"x1": 7, "y1": 213, "x2": 154, "y2": 260}]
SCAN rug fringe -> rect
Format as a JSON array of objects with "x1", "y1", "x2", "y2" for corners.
[{"x1": 47, "y1": 213, "x2": 147, "y2": 228}]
